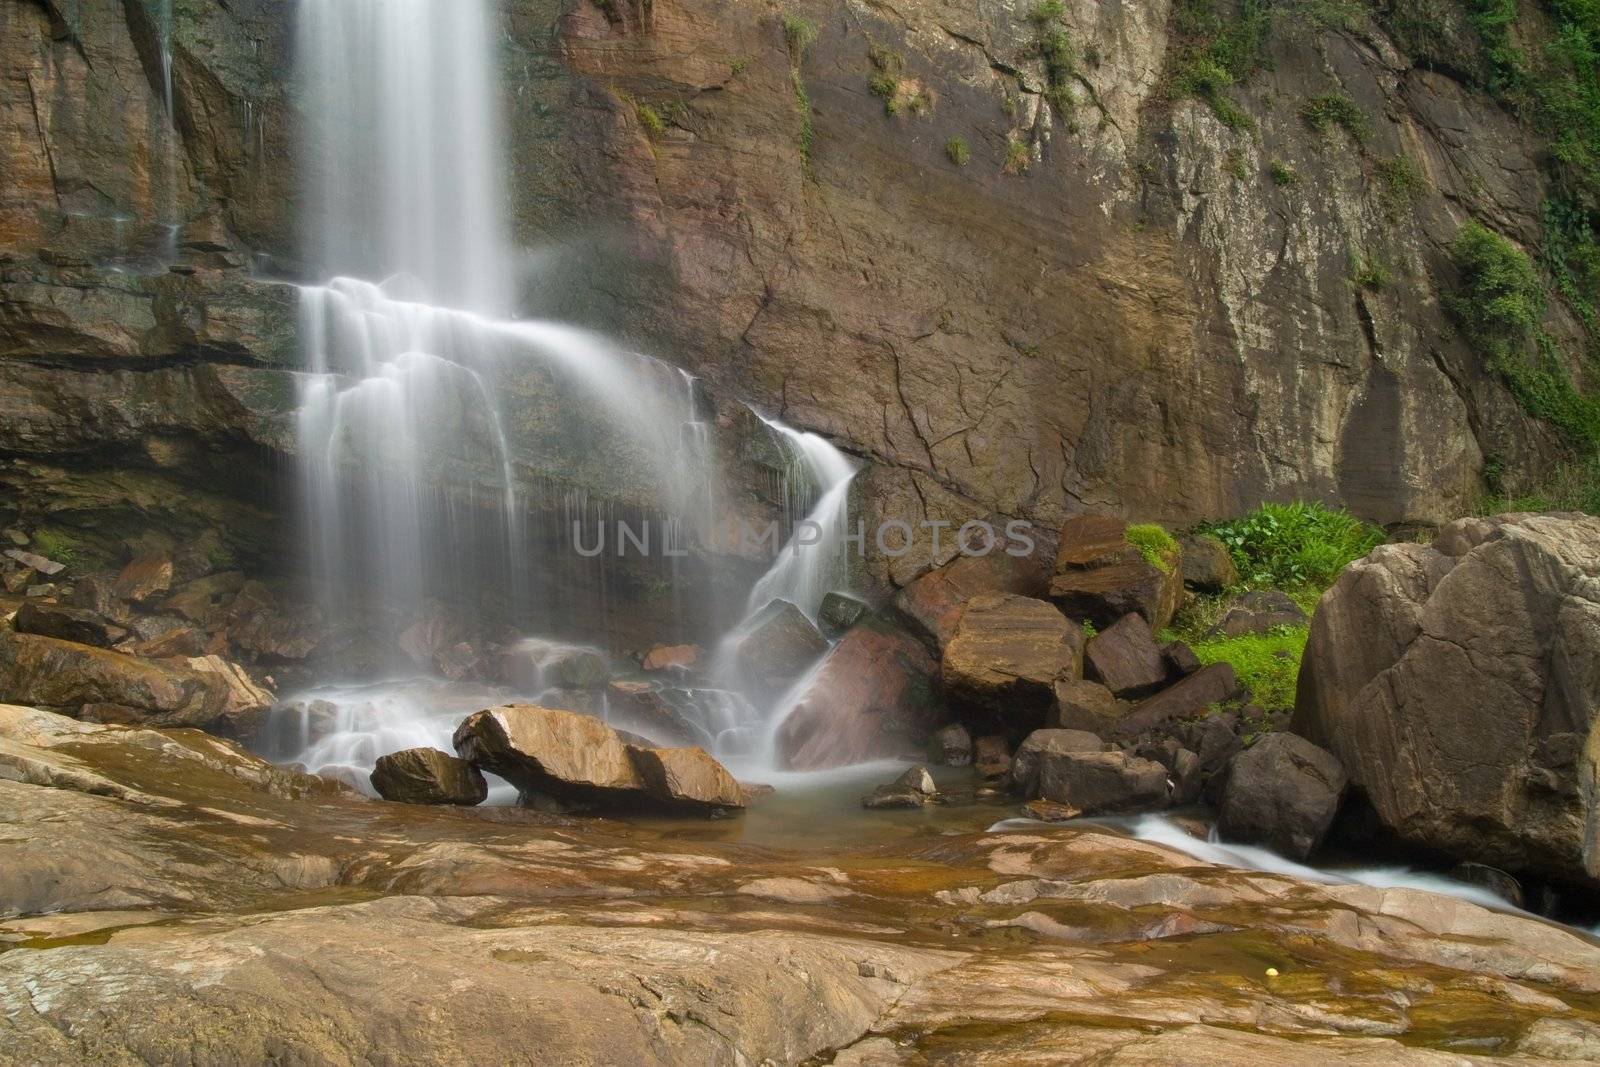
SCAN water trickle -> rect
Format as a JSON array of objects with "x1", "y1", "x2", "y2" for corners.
[{"x1": 746, "y1": 419, "x2": 858, "y2": 621}]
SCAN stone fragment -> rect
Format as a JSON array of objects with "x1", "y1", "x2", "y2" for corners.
[
  {"x1": 641, "y1": 644, "x2": 702, "y2": 672},
  {"x1": 817, "y1": 592, "x2": 870, "y2": 638},
  {"x1": 371, "y1": 747, "x2": 488, "y2": 805},
  {"x1": 972, "y1": 735, "x2": 1011, "y2": 780},
  {"x1": 862, "y1": 765, "x2": 937, "y2": 809},
  {"x1": 1083, "y1": 613, "x2": 1167, "y2": 698}
]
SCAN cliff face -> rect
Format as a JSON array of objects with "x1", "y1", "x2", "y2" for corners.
[{"x1": 0, "y1": 0, "x2": 1588, "y2": 595}]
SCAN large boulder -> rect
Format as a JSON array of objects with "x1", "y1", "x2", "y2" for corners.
[
  {"x1": 12, "y1": 601, "x2": 126, "y2": 648},
  {"x1": 774, "y1": 616, "x2": 941, "y2": 770},
  {"x1": 1051, "y1": 678, "x2": 1120, "y2": 733},
  {"x1": 501, "y1": 639, "x2": 611, "y2": 692},
  {"x1": 1035, "y1": 749, "x2": 1172, "y2": 815},
  {"x1": 1218, "y1": 733, "x2": 1347, "y2": 860},
  {"x1": 452, "y1": 704, "x2": 743, "y2": 814},
  {"x1": 941, "y1": 594, "x2": 1083, "y2": 716},
  {"x1": 1048, "y1": 515, "x2": 1182, "y2": 631},
  {"x1": 727, "y1": 599, "x2": 828, "y2": 698},
  {"x1": 1116, "y1": 663, "x2": 1244, "y2": 738},
  {"x1": 1294, "y1": 513, "x2": 1600, "y2": 886},
  {"x1": 1082, "y1": 613, "x2": 1167, "y2": 698},
  {"x1": 893, "y1": 549, "x2": 1048, "y2": 653},
  {"x1": 371, "y1": 747, "x2": 488, "y2": 806}
]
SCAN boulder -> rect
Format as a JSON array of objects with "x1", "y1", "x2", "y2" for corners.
[
  {"x1": 13, "y1": 600, "x2": 125, "y2": 648},
  {"x1": 773, "y1": 616, "x2": 941, "y2": 770},
  {"x1": 862, "y1": 765, "x2": 937, "y2": 809},
  {"x1": 1010, "y1": 728, "x2": 1107, "y2": 797},
  {"x1": 1051, "y1": 678, "x2": 1120, "y2": 733},
  {"x1": 1134, "y1": 738, "x2": 1203, "y2": 806},
  {"x1": 453, "y1": 704, "x2": 645, "y2": 805},
  {"x1": 728, "y1": 599, "x2": 828, "y2": 698},
  {"x1": 1162, "y1": 641, "x2": 1201, "y2": 679},
  {"x1": 941, "y1": 594, "x2": 1082, "y2": 715},
  {"x1": 604, "y1": 680, "x2": 703, "y2": 747},
  {"x1": 641, "y1": 644, "x2": 701, "y2": 672},
  {"x1": 501, "y1": 639, "x2": 611, "y2": 692},
  {"x1": 972, "y1": 735, "x2": 1011, "y2": 780},
  {"x1": 626, "y1": 745, "x2": 744, "y2": 811},
  {"x1": 113, "y1": 540, "x2": 174, "y2": 602},
  {"x1": 160, "y1": 571, "x2": 247, "y2": 627},
  {"x1": 0, "y1": 629, "x2": 241, "y2": 730},
  {"x1": 1169, "y1": 712, "x2": 1245, "y2": 785},
  {"x1": 1117, "y1": 663, "x2": 1243, "y2": 738},
  {"x1": 1179, "y1": 533, "x2": 1239, "y2": 591},
  {"x1": 1294, "y1": 513, "x2": 1600, "y2": 886},
  {"x1": 1048, "y1": 515, "x2": 1181, "y2": 631},
  {"x1": 931, "y1": 723, "x2": 972, "y2": 766},
  {"x1": 1082, "y1": 614, "x2": 1167, "y2": 698},
  {"x1": 817, "y1": 592, "x2": 870, "y2": 638},
  {"x1": 183, "y1": 655, "x2": 275, "y2": 741},
  {"x1": 1218, "y1": 733, "x2": 1347, "y2": 859},
  {"x1": 1205, "y1": 589, "x2": 1308, "y2": 637},
  {"x1": 892, "y1": 549, "x2": 1048, "y2": 653},
  {"x1": 1036, "y1": 749, "x2": 1171, "y2": 815},
  {"x1": 371, "y1": 748, "x2": 488, "y2": 805}
]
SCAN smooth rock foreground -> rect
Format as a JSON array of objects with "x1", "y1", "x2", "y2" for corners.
[{"x1": 4, "y1": 702, "x2": 1600, "y2": 1064}]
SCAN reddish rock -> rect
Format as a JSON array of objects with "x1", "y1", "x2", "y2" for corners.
[
  {"x1": 973, "y1": 735, "x2": 1012, "y2": 780},
  {"x1": 1162, "y1": 640, "x2": 1202, "y2": 678},
  {"x1": 774, "y1": 617, "x2": 941, "y2": 771},
  {"x1": 1049, "y1": 515, "x2": 1181, "y2": 631},
  {"x1": 893, "y1": 549, "x2": 1049, "y2": 654},
  {"x1": 371, "y1": 747, "x2": 488, "y2": 806},
  {"x1": 626, "y1": 745, "x2": 744, "y2": 811},
  {"x1": 1083, "y1": 614, "x2": 1167, "y2": 698},
  {"x1": 729, "y1": 599, "x2": 828, "y2": 698},
  {"x1": 605, "y1": 680, "x2": 702, "y2": 748},
  {"x1": 641, "y1": 644, "x2": 702, "y2": 672},
  {"x1": 113, "y1": 541, "x2": 174, "y2": 602},
  {"x1": 1179, "y1": 533, "x2": 1239, "y2": 592},
  {"x1": 1051, "y1": 678, "x2": 1120, "y2": 733}
]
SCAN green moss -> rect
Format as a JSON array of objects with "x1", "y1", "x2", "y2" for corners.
[
  {"x1": 1376, "y1": 155, "x2": 1425, "y2": 213},
  {"x1": 1268, "y1": 158, "x2": 1299, "y2": 185},
  {"x1": 1189, "y1": 626, "x2": 1309, "y2": 712},
  {"x1": 28, "y1": 527, "x2": 85, "y2": 568},
  {"x1": 945, "y1": 135, "x2": 971, "y2": 165},
  {"x1": 1028, "y1": 0, "x2": 1066, "y2": 24},
  {"x1": 635, "y1": 103, "x2": 665, "y2": 138},
  {"x1": 791, "y1": 71, "x2": 815, "y2": 175},
  {"x1": 730, "y1": 58, "x2": 749, "y2": 76},
  {"x1": 1225, "y1": 147, "x2": 1247, "y2": 180},
  {"x1": 1300, "y1": 91, "x2": 1370, "y2": 143},
  {"x1": 1201, "y1": 502, "x2": 1384, "y2": 590},
  {"x1": 1003, "y1": 137, "x2": 1031, "y2": 174},
  {"x1": 1125, "y1": 523, "x2": 1180, "y2": 574}
]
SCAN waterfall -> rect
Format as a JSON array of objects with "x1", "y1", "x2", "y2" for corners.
[{"x1": 746, "y1": 419, "x2": 858, "y2": 621}]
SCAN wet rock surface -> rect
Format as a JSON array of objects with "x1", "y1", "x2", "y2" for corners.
[
  {"x1": 371, "y1": 747, "x2": 488, "y2": 806},
  {"x1": 5, "y1": 702, "x2": 1597, "y2": 1063}
]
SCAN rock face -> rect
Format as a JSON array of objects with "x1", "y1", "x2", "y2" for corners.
[
  {"x1": 941, "y1": 594, "x2": 1083, "y2": 716},
  {"x1": 1049, "y1": 517, "x2": 1182, "y2": 631},
  {"x1": 370, "y1": 748, "x2": 488, "y2": 806},
  {"x1": 1295, "y1": 513, "x2": 1600, "y2": 886},
  {"x1": 1218, "y1": 734, "x2": 1347, "y2": 860},
  {"x1": 774, "y1": 616, "x2": 941, "y2": 770}
]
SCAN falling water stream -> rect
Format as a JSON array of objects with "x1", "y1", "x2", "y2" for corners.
[{"x1": 272, "y1": 0, "x2": 857, "y2": 790}]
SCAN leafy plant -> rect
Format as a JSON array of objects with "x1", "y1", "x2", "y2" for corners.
[
  {"x1": 945, "y1": 135, "x2": 971, "y2": 165},
  {"x1": 782, "y1": 14, "x2": 816, "y2": 58},
  {"x1": 1350, "y1": 250, "x2": 1391, "y2": 291},
  {"x1": 1126, "y1": 523, "x2": 1180, "y2": 574},
  {"x1": 1201, "y1": 501, "x2": 1384, "y2": 590},
  {"x1": 635, "y1": 102, "x2": 665, "y2": 137},
  {"x1": 1167, "y1": 0, "x2": 1272, "y2": 129},
  {"x1": 1301, "y1": 90, "x2": 1370, "y2": 143},
  {"x1": 1269, "y1": 158, "x2": 1299, "y2": 186}
]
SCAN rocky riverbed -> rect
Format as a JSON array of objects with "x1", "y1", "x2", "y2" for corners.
[{"x1": 4, "y1": 701, "x2": 1600, "y2": 1064}]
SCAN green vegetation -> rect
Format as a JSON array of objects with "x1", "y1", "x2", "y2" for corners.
[
  {"x1": 1376, "y1": 155, "x2": 1425, "y2": 213},
  {"x1": 1448, "y1": 220, "x2": 1600, "y2": 450},
  {"x1": 1481, "y1": 451, "x2": 1600, "y2": 514},
  {"x1": 1004, "y1": 137, "x2": 1031, "y2": 174},
  {"x1": 1126, "y1": 523, "x2": 1180, "y2": 574},
  {"x1": 782, "y1": 14, "x2": 816, "y2": 57},
  {"x1": 1201, "y1": 501, "x2": 1385, "y2": 590},
  {"x1": 28, "y1": 527, "x2": 83, "y2": 568},
  {"x1": 1028, "y1": 0, "x2": 1066, "y2": 24},
  {"x1": 1167, "y1": 0, "x2": 1272, "y2": 129},
  {"x1": 945, "y1": 135, "x2": 971, "y2": 165},
  {"x1": 1269, "y1": 159, "x2": 1299, "y2": 186},
  {"x1": 730, "y1": 58, "x2": 749, "y2": 76},
  {"x1": 1350, "y1": 250, "x2": 1391, "y2": 291},
  {"x1": 867, "y1": 45, "x2": 931, "y2": 116},
  {"x1": 1225, "y1": 147, "x2": 1248, "y2": 180},
  {"x1": 1300, "y1": 90, "x2": 1370, "y2": 143},
  {"x1": 1024, "y1": 0, "x2": 1078, "y2": 120},
  {"x1": 1190, "y1": 626, "x2": 1309, "y2": 711},
  {"x1": 635, "y1": 102, "x2": 665, "y2": 137}
]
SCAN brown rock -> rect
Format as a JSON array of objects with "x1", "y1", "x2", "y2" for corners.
[
  {"x1": 626, "y1": 745, "x2": 744, "y2": 811},
  {"x1": 1021, "y1": 798, "x2": 1082, "y2": 821},
  {"x1": 1051, "y1": 678, "x2": 1120, "y2": 733},
  {"x1": 893, "y1": 550, "x2": 1048, "y2": 653},
  {"x1": 1082, "y1": 614, "x2": 1167, "y2": 698},
  {"x1": 1011, "y1": 728, "x2": 1107, "y2": 797},
  {"x1": 861, "y1": 765, "x2": 937, "y2": 809},
  {"x1": 13, "y1": 600, "x2": 125, "y2": 648},
  {"x1": 1162, "y1": 641, "x2": 1202, "y2": 678},
  {"x1": 501, "y1": 640, "x2": 611, "y2": 692},
  {"x1": 3, "y1": 548, "x2": 65, "y2": 577},
  {"x1": 371, "y1": 748, "x2": 488, "y2": 806},
  {"x1": 1218, "y1": 733, "x2": 1347, "y2": 860},
  {"x1": 641, "y1": 644, "x2": 702, "y2": 672},
  {"x1": 1036, "y1": 749, "x2": 1171, "y2": 815},
  {"x1": 1048, "y1": 515, "x2": 1181, "y2": 631},
  {"x1": 972, "y1": 735, "x2": 1012, "y2": 780},
  {"x1": 453, "y1": 704, "x2": 645, "y2": 805},
  {"x1": 605, "y1": 680, "x2": 702, "y2": 748},
  {"x1": 931, "y1": 723, "x2": 972, "y2": 766},
  {"x1": 0, "y1": 629, "x2": 233, "y2": 728},
  {"x1": 161, "y1": 571, "x2": 247, "y2": 627},
  {"x1": 817, "y1": 592, "x2": 871, "y2": 639},
  {"x1": 1179, "y1": 533, "x2": 1239, "y2": 591},
  {"x1": 1205, "y1": 589, "x2": 1308, "y2": 638},
  {"x1": 1117, "y1": 663, "x2": 1243, "y2": 738},
  {"x1": 113, "y1": 541, "x2": 174, "y2": 602},
  {"x1": 729, "y1": 599, "x2": 828, "y2": 698},
  {"x1": 941, "y1": 594, "x2": 1082, "y2": 715},
  {"x1": 1295, "y1": 513, "x2": 1600, "y2": 886},
  {"x1": 774, "y1": 617, "x2": 941, "y2": 771}
]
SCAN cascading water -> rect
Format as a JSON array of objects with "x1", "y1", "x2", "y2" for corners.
[{"x1": 274, "y1": 0, "x2": 863, "y2": 790}]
